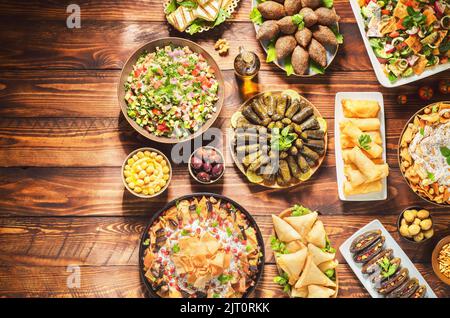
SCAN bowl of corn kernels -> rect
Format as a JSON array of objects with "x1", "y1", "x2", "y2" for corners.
[{"x1": 122, "y1": 148, "x2": 172, "y2": 198}]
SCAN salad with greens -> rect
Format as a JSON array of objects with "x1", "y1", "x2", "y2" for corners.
[
  {"x1": 358, "y1": 0, "x2": 450, "y2": 82},
  {"x1": 124, "y1": 45, "x2": 219, "y2": 139}
]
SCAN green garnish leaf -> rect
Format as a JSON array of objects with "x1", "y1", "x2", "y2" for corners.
[
  {"x1": 214, "y1": 8, "x2": 231, "y2": 27},
  {"x1": 181, "y1": 229, "x2": 190, "y2": 236},
  {"x1": 226, "y1": 227, "x2": 232, "y2": 237},
  {"x1": 270, "y1": 235, "x2": 287, "y2": 254},
  {"x1": 211, "y1": 221, "x2": 218, "y2": 227},
  {"x1": 388, "y1": 72, "x2": 397, "y2": 83},
  {"x1": 322, "y1": 237, "x2": 336, "y2": 253},
  {"x1": 324, "y1": 269, "x2": 335, "y2": 280},
  {"x1": 440, "y1": 146, "x2": 450, "y2": 158},
  {"x1": 218, "y1": 274, "x2": 233, "y2": 284},
  {"x1": 322, "y1": 0, "x2": 334, "y2": 8},
  {"x1": 187, "y1": 20, "x2": 204, "y2": 35},
  {"x1": 196, "y1": 205, "x2": 201, "y2": 216},
  {"x1": 427, "y1": 171, "x2": 435, "y2": 182},
  {"x1": 310, "y1": 60, "x2": 325, "y2": 75},
  {"x1": 273, "y1": 272, "x2": 288, "y2": 285},
  {"x1": 292, "y1": 14, "x2": 304, "y2": 29},
  {"x1": 213, "y1": 293, "x2": 220, "y2": 298},
  {"x1": 266, "y1": 40, "x2": 277, "y2": 63},
  {"x1": 250, "y1": 7, "x2": 263, "y2": 26},
  {"x1": 165, "y1": 0, "x2": 177, "y2": 14},
  {"x1": 432, "y1": 104, "x2": 439, "y2": 113},
  {"x1": 143, "y1": 238, "x2": 150, "y2": 246},
  {"x1": 246, "y1": 245, "x2": 252, "y2": 252},
  {"x1": 172, "y1": 243, "x2": 180, "y2": 253},
  {"x1": 291, "y1": 204, "x2": 311, "y2": 216},
  {"x1": 358, "y1": 134, "x2": 372, "y2": 151},
  {"x1": 179, "y1": 0, "x2": 198, "y2": 9},
  {"x1": 285, "y1": 56, "x2": 294, "y2": 76},
  {"x1": 330, "y1": 26, "x2": 343, "y2": 44},
  {"x1": 420, "y1": 127, "x2": 425, "y2": 136}
]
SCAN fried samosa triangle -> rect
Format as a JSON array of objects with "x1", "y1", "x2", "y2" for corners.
[
  {"x1": 272, "y1": 215, "x2": 302, "y2": 242},
  {"x1": 291, "y1": 286, "x2": 308, "y2": 298},
  {"x1": 308, "y1": 243, "x2": 335, "y2": 265},
  {"x1": 295, "y1": 256, "x2": 337, "y2": 289},
  {"x1": 306, "y1": 220, "x2": 327, "y2": 248},
  {"x1": 284, "y1": 212, "x2": 318, "y2": 239},
  {"x1": 276, "y1": 248, "x2": 308, "y2": 285},
  {"x1": 307, "y1": 285, "x2": 335, "y2": 298}
]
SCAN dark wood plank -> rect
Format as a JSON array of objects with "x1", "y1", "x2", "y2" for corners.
[
  {"x1": 0, "y1": 264, "x2": 447, "y2": 298},
  {"x1": 1, "y1": 216, "x2": 449, "y2": 265},
  {"x1": 1, "y1": 167, "x2": 449, "y2": 217},
  {"x1": 0, "y1": 69, "x2": 448, "y2": 118}
]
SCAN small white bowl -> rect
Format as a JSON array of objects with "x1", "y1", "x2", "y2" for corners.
[{"x1": 188, "y1": 146, "x2": 225, "y2": 184}]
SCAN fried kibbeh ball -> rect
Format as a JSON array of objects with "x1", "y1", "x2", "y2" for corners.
[
  {"x1": 275, "y1": 35, "x2": 297, "y2": 59},
  {"x1": 295, "y1": 27, "x2": 312, "y2": 47},
  {"x1": 301, "y1": 0, "x2": 321, "y2": 9},
  {"x1": 257, "y1": 20, "x2": 280, "y2": 41},
  {"x1": 312, "y1": 25, "x2": 337, "y2": 46},
  {"x1": 285, "y1": 0, "x2": 302, "y2": 16},
  {"x1": 292, "y1": 46, "x2": 309, "y2": 75},
  {"x1": 258, "y1": 1, "x2": 286, "y2": 20},
  {"x1": 315, "y1": 7, "x2": 340, "y2": 26},
  {"x1": 308, "y1": 38, "x2": 327, "y2": 67},
  {"x1": 277, "y1": 16, "x2": 298, "y2": 34},
  {"x1": 299, "y1": 7, "x2": 318, "y2": 27}
]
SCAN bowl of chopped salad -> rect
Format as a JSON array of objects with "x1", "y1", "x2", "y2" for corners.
[
  {"x1": 350, "y1": 0, "x2": 450, "y2": 87},
  {"x1": 118, "y1": 37, "x2": 225, "y2": 143}
]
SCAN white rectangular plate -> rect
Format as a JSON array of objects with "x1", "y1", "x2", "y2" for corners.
[
  {"x1": 349, "y1": 0, "x2": 450, "y2": 88},
  {"x1": 339, "y1": 219, "x2": 437, "y2": 298},
  {"x1": 335, "y1": 92, "x2": 387, "y2": 201}
]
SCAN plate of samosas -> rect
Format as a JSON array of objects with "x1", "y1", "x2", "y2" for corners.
[{"x1": 250, "y1": 0, "x2": 342, "y2": 76}]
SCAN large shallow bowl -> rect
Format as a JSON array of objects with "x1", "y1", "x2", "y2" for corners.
[
  {"x1": 229, "y1": 90, "x2": 328, "y2": 188},
  {"x1": 118, "y1": 37, "x2": 225, "y2": 144},
  {"x1": 397, "y1": 102, "x2": 450, "y2": 206},
  {"x1": 138, "y1": 193, "x2": 265, "y2": 298},
  {"x1": 251, "y1": 0, "x2": 340, "y2": 77}
]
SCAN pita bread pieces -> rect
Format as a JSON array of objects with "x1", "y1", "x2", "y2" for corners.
[
  {"x1": 307, "y1": 285, "x2": 335, "y2": 298},
  {"x1": 276, "y1": 248, "x2": 308, "y2": 285},
  {"x1": 284, "y1": 212, "x2": 318, "y2": 239},
  {"x1": 272, "y1": 215, "x2": 302, "y2": 242},
  {"x1": 306, "y1": 220, "x2": 327, "y2": 248},
  {"x1": 308, "y1": 243, "x2": 335, "y2": 265},
  {"x1": 295, "y1": 256, "x2": 337, "y2": 289}
]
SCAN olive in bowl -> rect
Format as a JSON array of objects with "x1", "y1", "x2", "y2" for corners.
[
  {"x1": 397, "y1": 207, "x2": 434, "y2": 243},
  {"x1": 188, "y1": 146, "x2": 225, "y2": 184}
]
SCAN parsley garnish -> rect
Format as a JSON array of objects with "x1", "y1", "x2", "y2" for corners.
[
  {"x1": 427, "y1": 171, "x2": 435, "y2": 182},
  {"x1": 271, "y1": 127, "x2": 297, "y2": 151},
  {"x1": 379, "y1": 257, "x2": 398, "y2": 278},
  {"x1": 358, "y1": 134, "x2": 372, "y2": 150},
  {"x1": 292, "y1": 14, "x2": 304, "y2": 30},
  {"x1": 172, "y1": 244, "x2": 180, "y2": 253}
]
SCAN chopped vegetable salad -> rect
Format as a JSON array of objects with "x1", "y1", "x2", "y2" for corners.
[{"x1": 124, "y1": 45, "x2": 219, "y2": 139}]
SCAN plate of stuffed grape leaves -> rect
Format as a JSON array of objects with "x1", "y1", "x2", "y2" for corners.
[{"x1": 229, "y1": 90, "x2": 327, "y2": 188}]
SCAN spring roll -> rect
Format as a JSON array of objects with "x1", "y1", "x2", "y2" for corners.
[
  {"x1": 344, "y1": 163, "x2": 389, "y2": 187},
  {"x1": 348, "y1": 147, "x2": 381, "y2": 181},
  {"x1": 341, "y1": 122, "x2": 383, "y2": 159},
  {"x1": 342, "y1": 149, "x2": 385, "y2": 165},
  {"x1": 344, "y1": 180, "x2": 382, "y2": 195},
  {"x1": 339, "y1": 118, "x2": 381, "y2": 131},
  {"x1": 342, "y1": 99, "x2": 380, "y2": 118},
  {"x1": 340, "y1": 131, "x2": 382, "y2": 149}
]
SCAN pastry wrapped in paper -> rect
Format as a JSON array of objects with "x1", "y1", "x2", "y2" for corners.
[
  {"x1": 340, "y1": 131, "x2": 382, "y2": 149},
  {"x1": 341, "y1": 122, "x2": 383, "y2": 159},
  {"x1": 295, "y1": 256, "x2": 337, "y2": 289},
  {"x1": 339, "y1": 118, "x2": 381, "y2": 131},
  {"x1": 344, "y1": 179, "x2": 382, "y2": 195},
  {"x1": 348, "y1": 147, "x2": 381, "y2": 181},
  {"x1": 342, "y1": 99, "x2": 380, "y2": 118},
  {"x1": 284, "y1": 212, "x2": 318, "y2": 240},
  {"x1": 307, "y1": 285, "x2": 335, "y2": 298},
  {"x1": 306, "y1": 220, "x2": 326, "y2": 248},
  {"x1": 272, "y1": 215, "x2": 302, "y2": 242},
  {"x1": 308, "y1": 243, "x2": 335, "y2": 265},
  {"x1": 276, "y1": 248, "x2": 308, "y2": 285},
  {"x1": 344, "y1": 163, "x2": 389, "y2": 187}
]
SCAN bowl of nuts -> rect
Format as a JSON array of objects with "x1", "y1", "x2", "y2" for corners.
[
  {"x1": 432, "y1": 236, "x2": 450, "y2": 286},
  {"x1": 188, "y1": 146, "x2": 225, "y2": 184},
  {"x1": 122, "y1": 148, "x2": 172, "y2": 198},
  {"x1": 397, "y1": 207, "x2": 434, "y2": 243}
]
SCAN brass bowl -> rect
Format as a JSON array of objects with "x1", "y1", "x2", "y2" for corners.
[
  {"x1": 397, "y1": 101, "x2": 450, "y2": 206},
  {"x1": 431, "y1": 235, "x2": 450, "y2": 286},
  {"x1": 229, "y1": 90, "x2": 327, "y2": 188},
  {"x1": 118, "y1": 37, "x2": 225, "y2": 144}
]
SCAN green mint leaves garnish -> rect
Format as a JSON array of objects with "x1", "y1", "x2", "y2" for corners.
[{"x1": 358, "y1": 134, "x2": 372, "y2": 150}]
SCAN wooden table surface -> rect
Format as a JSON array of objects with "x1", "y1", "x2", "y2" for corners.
[{"x1": 0, "y1": 0, "x2": 449, "y2": 298}]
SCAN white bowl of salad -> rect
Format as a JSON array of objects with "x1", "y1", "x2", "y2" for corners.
[
  {"x1": 350, "y1": 0, "x2": 450, "y2": 87},
  {"x1": 118, "y1": 37, "x2": 225, "y2": 143}
]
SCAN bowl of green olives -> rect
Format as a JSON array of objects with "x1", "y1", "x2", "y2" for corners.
[{"x1": 397, "y1": 207, "x2": 434, "y2": 244}]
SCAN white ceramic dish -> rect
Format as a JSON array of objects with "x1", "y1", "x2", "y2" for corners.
[
  {"x1": 339, "y1": 219, "x2": 437, "y2": 298},
  {"x1": 349, "y1": 0, "x2": 450, "y2": 88},
  {"x1": 334, "y1": 92, "x2": 387, "y2": 201}
]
